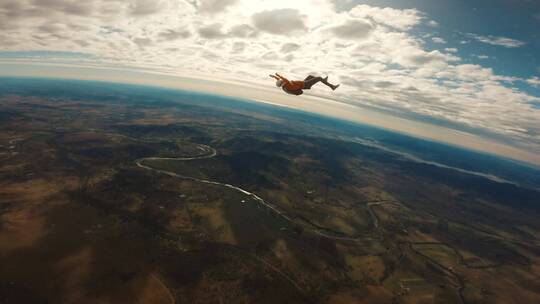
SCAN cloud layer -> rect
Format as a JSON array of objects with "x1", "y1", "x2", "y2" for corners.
[
  {"x1": 467, "y1": 33, "x2": 526, "y2": 48},
  {"x1": 0, "y1": 0, "x2": 539, "y2": 154}
]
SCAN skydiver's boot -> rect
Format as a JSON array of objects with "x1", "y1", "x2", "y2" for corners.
[
  {"x1": 322, "y1": 76, "x2": 340, "y2": 91},
  {"x1": 331, "y1": 84, "x2": 340, "y2": 91}
]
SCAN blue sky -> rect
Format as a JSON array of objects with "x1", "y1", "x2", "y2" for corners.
[
  {"x1": 346, "y1": 1, "x2": 540, "y2": 84},
  {"x1": 0, "y1": 0, "x2": 539, "y2": 164},
  {"x1": 377, "y1": 0, "x2": 540, "y2": 79}
]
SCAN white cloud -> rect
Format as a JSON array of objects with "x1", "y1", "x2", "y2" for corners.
[
  {"x1": 527, "y1": 76, "x2": 540, "y2": 88},
  {"x1": 468, "y1": 33, "x2": 526, "y2": 48},
  {"x1": 281, "y1": 43, "x2": 301, "y2": 53},
  {"x1": 198, "y1": 23, "x2": 227, "y2": 39},
  {"x1": 252, "y1": 9, "x2": 307, "y2": 35},
  {"x1": 476, "y1": 54, "x2": 489, "y2": 59},
  {"x1": 129, "y1": 0, "x2": 167, "y2": 16},
  {"x1": 232, "y1": 41, "x2": 246, "y2": 52},
  {"x1": 132, "y1": 37, "x2": 153, "y2": 48},
  {"x1": 349, "y1": 5, "x2": 423, "y2": 30},
  {"x1": 159, "y1": 29, "x2": 191, "y2": 41},
  {"x1": 229, "y1": 24, "x2": 257, "y2": 38},
  {"x1": 329, "y1": 19, "x2": 374, "y2": 40},
  {"x1": 197, "y1": 0, "x2": 238, "y2": 14},
  {"x1": 427, "y1": 20, "x2": 439, "y2": 27},
  {"x1": 0, "y1": 0, "x2": 538, "y2": 155},
  {"x1": 400, "y1": 49, "x2": 455, "y2": 67},
  {"x1": 431, "y1": 37, "x2": 446, "y2": 44}
]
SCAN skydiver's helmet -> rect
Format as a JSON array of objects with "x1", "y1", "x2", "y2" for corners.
[{"x1": 276, "y1": 79, "x2": 284, "y2": 87}]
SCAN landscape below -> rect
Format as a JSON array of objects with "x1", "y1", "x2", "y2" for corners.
[{"x1": 1, "y1": 78, "x2": 539, "y2": 304}]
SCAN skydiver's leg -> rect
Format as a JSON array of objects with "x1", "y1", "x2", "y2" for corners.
[
  {"x1": 304, "y1": 76, "x2": 339, "y2": 90},
  {"x1": 320, "y1": 76, "x2": 340, "y2": 90},
  {"x1": 303, "y1": 76, "x2": 323, "y2": 89}
]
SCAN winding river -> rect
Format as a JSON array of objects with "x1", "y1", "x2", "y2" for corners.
[
  {"x1": 135, "y1": 144, "x2": 293, "y2": 221},
  {"x1": 134, "y1": 144, "x2": 367, "y2": 241}
]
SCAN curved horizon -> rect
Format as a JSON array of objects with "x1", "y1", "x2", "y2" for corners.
[{"x1": 1, "y1": 61, "x2": 539, "y2": 167}]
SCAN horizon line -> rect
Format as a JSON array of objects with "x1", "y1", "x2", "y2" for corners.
[{"x1": 1, "y1": 61, "x2": 540, "y2": 167}]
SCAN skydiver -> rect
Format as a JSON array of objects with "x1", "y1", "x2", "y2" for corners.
[{"x1": 269, "y1": 73, "x2": 340, "y2": 96}]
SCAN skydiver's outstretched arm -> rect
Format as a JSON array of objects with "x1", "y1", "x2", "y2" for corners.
[{"x1": 275, "y1": 73, "x2": 291, "y2": 85}]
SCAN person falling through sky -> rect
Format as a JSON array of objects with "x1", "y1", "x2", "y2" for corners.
[{"x1": 270, "y1": 73, "x2": 340, "y2": 95}]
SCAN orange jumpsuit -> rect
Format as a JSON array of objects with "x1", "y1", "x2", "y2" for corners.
[{"x1": 276, "y1": 74, "x2": 304, "y2": 95}]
